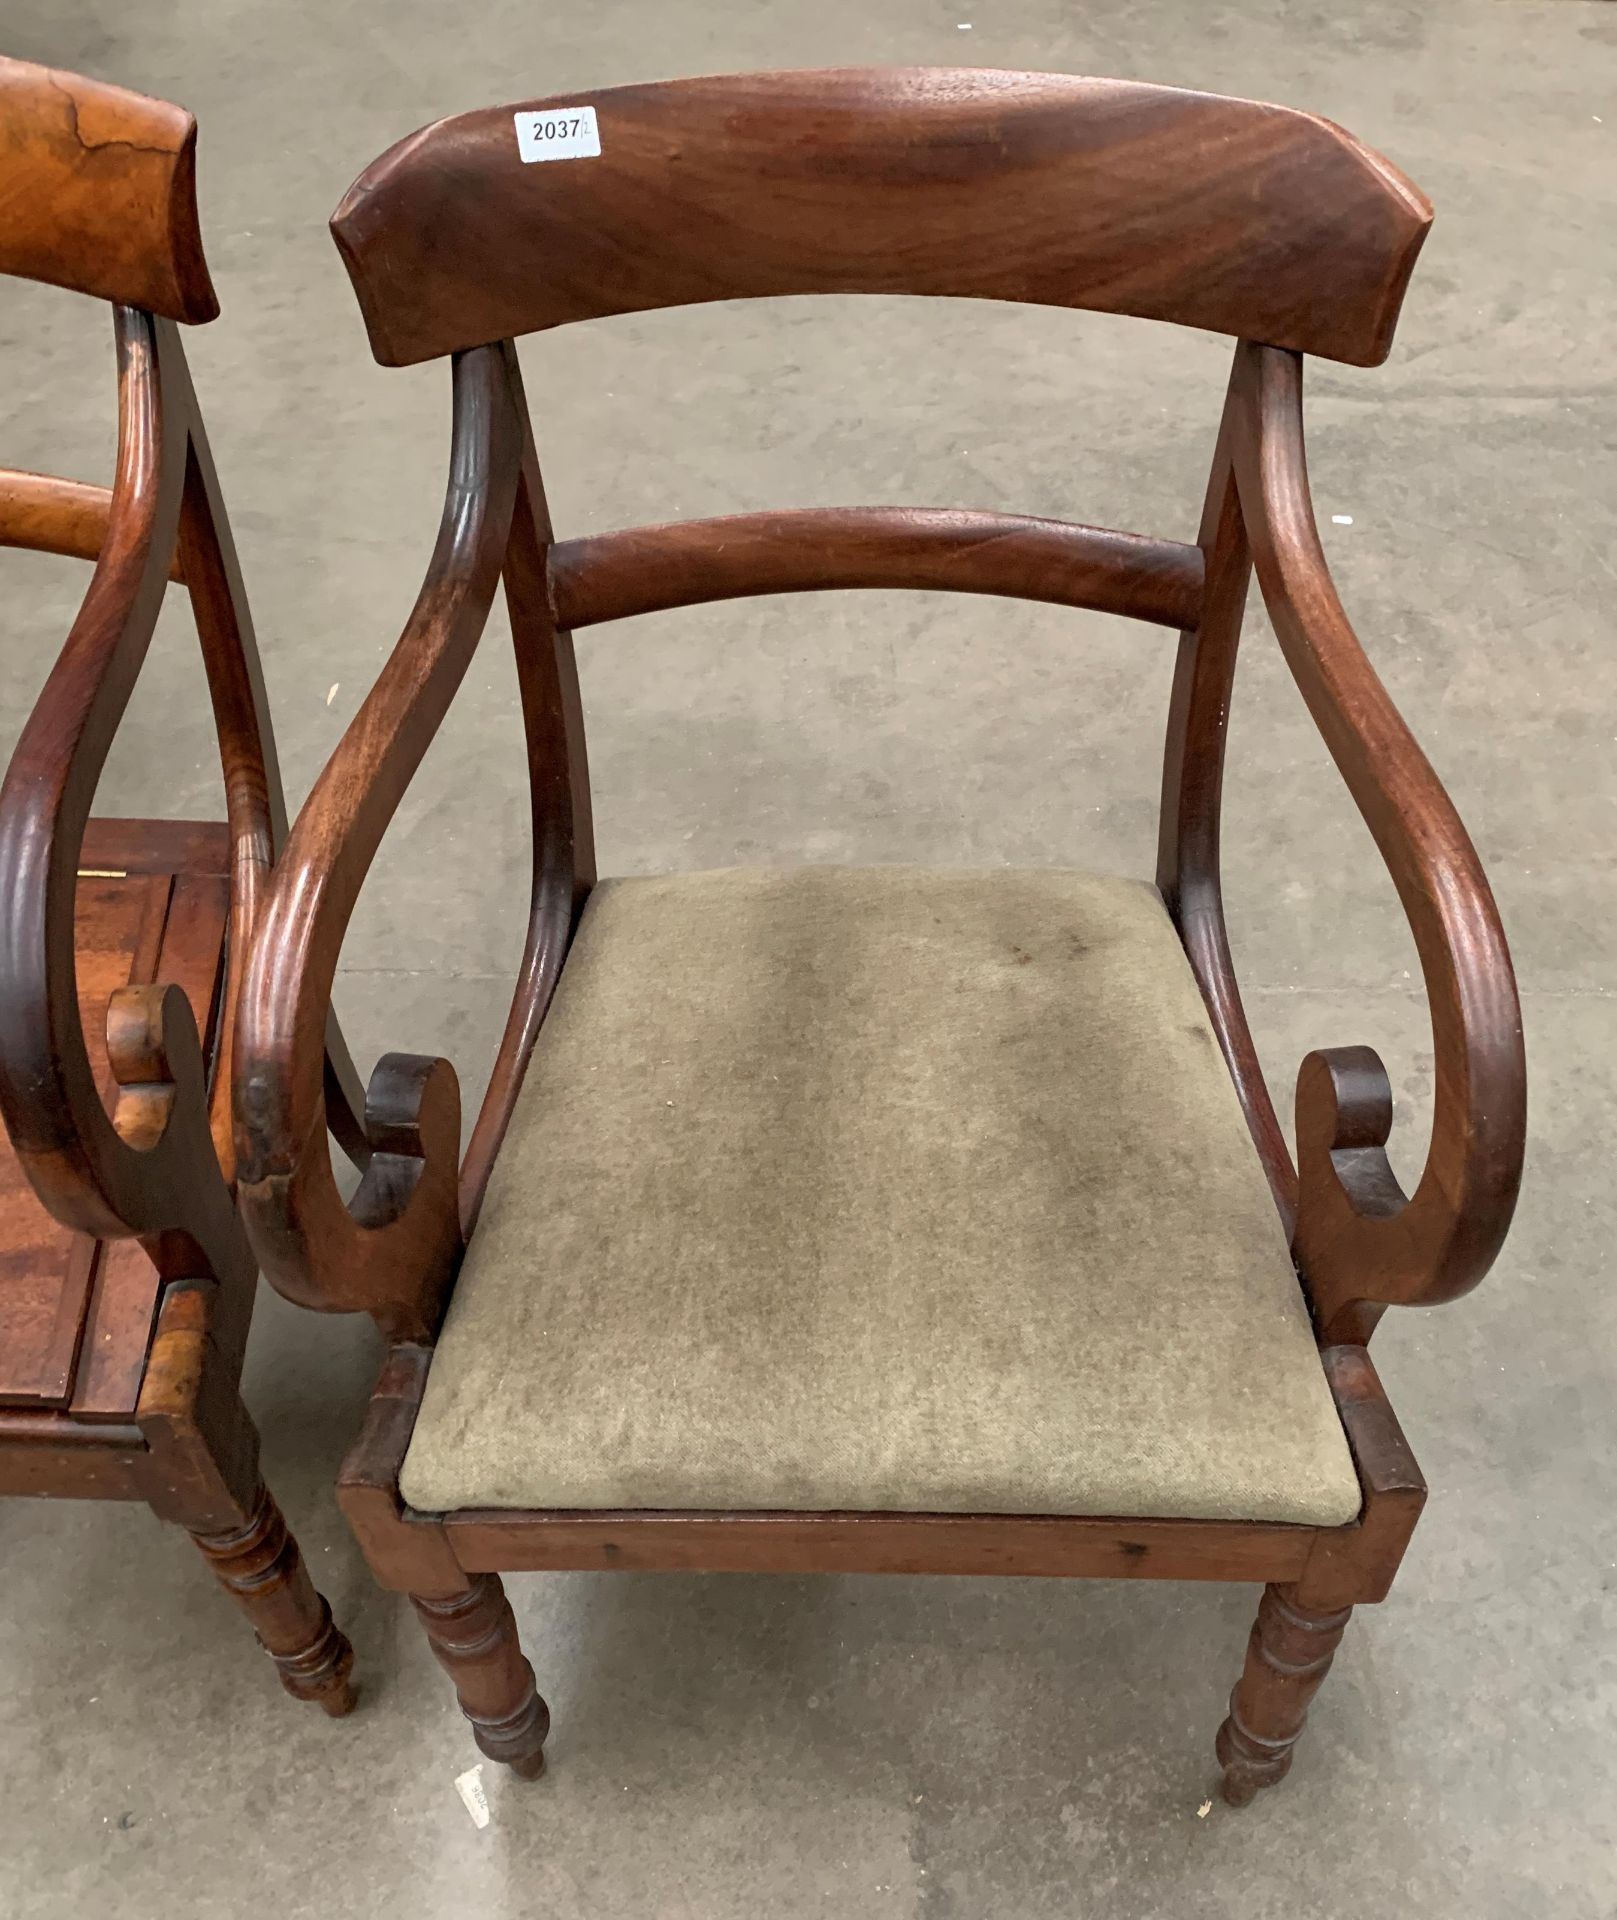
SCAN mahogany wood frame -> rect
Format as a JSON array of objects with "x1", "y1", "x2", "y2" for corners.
[
  {"x1": 0, "y1": 57, "x2": 366, "y2": 1715},
  {"x1": 234, "y1": 69, "x2": 1526, "y2": 1801}
]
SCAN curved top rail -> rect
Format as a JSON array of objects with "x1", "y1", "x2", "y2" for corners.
[
  {"x1": 332, "y1": 67, "x2": 1431, "y2": 368},
  {"x1": 0, "y1": 56, "x2": 218, "y2": 322}
]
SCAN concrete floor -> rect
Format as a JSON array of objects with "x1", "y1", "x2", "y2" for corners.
[{"x1": 2, "y1": 0, "x2": 1615, "y2": 1913}]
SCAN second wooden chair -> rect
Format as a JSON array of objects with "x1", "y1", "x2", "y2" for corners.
[{"x1": 0, "y1": 57, "x2": 367, "y2": 1716}]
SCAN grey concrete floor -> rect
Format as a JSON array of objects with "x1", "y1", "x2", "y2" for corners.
[{"x1": 2, "y1": 0, "x2": 1614, "y2": 1914}]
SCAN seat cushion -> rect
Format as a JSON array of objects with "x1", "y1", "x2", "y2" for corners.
[{"x1": 400, "y1": 867, "x2": 1360, "y2": 1526}]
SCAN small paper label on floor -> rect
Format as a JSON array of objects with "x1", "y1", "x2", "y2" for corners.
[
  {"x1": 455, "y1": 1765, "x2": 492, "y2": 1829},
  {"x1": 515, "y1": 107, "x2": 601, "y2": 163}
]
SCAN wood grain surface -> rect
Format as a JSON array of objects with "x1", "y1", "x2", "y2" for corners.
[
  {"x1": 0, "y1": 55, "x2": 217, "y2": 322},
  {"x1": 333, "y1": 68, "x2": 1431, "y2": 366}
]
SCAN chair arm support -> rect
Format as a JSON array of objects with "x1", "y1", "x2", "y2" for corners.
[
  {"x1": 0, "y1": 308, "x2": 241, "y2": 1285},
  {"x1": 233, "y1": 342, "x2": 523, "y2": 1339},
  {"x1": 1231, "y1": 343, "x2": 1526, "y2": 1343}
]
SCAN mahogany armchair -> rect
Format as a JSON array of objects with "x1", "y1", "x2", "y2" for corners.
[
  {"x1": 234, "y1": 69, "x2": 1526, "y2": 1801},
  {"x1": 0, "y1": 59, "x2": 363, "y2": 1714}
]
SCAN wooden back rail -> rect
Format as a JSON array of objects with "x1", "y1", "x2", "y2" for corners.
[
  {"x1": 331, "y1": 69, "x2": 1431, "y2": 368},
  {"x1": 0, "y1": 472, "x2": 186, "y2": 581},
  {"x1": 0, "y1": 57, "x2": 370, "y2": 1301},
  {"x1": 235, "y1": 69, "x2": 1522, "y2": 1358},
  {"x1": 0, "y1": 57, "x2": 218, "y2": 321},
  {"x1": 548, "y1": 511, "x2": 1204, "y2": 634}
]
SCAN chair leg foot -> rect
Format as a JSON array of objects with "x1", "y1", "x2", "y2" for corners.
[
  {"x1": 191, "y1": 1481, "x2": 357, "y2": 1716},
  {"x1": 411, "y1": 1573, "x2": 550, "y2": 1780},
  {"x1": 1219, "y1": 1765, "x2": 1261, "y2": 1809},
  {"x1": 1215, "y1": 1584, "x2": 1351, "y2": 1807}
]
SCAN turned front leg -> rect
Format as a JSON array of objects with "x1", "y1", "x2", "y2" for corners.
[
  {"x1": 191, "y1": 1481, "x2": 356, "y2": 1715},
  {"x1": 411, "y1": 1573, "x2": 550, "y2": 1779},
  {"x1": 1216, "y1": 1584, "x2": 1351, "y2": 1805}
]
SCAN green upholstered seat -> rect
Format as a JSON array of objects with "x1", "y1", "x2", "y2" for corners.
[{"x1": 399, "y1": 866, "x2": 1361, "y2": 1526}]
